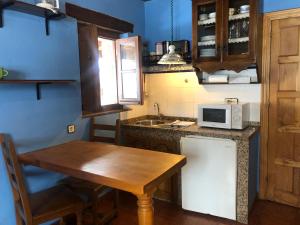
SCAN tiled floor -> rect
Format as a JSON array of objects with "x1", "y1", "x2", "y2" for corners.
[{"x1": 107, "y1": 192, "x2": 300, "y2": 225}]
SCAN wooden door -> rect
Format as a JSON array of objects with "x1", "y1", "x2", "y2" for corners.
[{"x1": 267, "y1": 17, "x2": 300, "y2": 207}]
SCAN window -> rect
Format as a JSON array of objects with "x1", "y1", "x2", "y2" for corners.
[
  {"x1": 116, "y1": 37, "x2": 143, "y2": 104},
  {"x1": 78, "y1": 23, "x2": 143, "y2": 117},
  {"x1": 98, "y1": 38, "x2": 118, "y2": 106}
]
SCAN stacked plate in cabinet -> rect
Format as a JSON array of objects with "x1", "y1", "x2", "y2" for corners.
[
  {"x1": 198, "y1": 35, "x2": 216, "y2": 46},
  {"x1": 240, "y1": 5, "x2": 249, "y2": 14},
  {"x1": 199, "y1": 35, "x2": 216, "y2": 57},
  {"x1": 201, "y1": 35, "x2": 215, "y2": 42},
  {"x1": 200, "y1": 48, "x2": 216, "y2": 57}
]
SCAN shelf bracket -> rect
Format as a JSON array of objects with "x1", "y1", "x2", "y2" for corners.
[
  {"x1": 0, "y1": 2, "x2": 14, "y2": 28},
  {"x1": 36, "y1": 83, "x2": 41, "y2": 100},
  {"x1": 45, "y1": 17, "x2": 49, "y2": 35},
  {"x1": 35, "y1": 82, "x2": 53, "y2": 100},
  {"x1": 0, "y1": 8, "x2": 3, "y2": 28}
]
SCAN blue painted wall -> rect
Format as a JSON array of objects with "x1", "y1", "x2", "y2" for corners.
[
  {"x1": 1, "y1": 0, "x2": 300, "y2": 224},
  {"x1": 0, "y1": 1, "x2": 144, "y2": 224},
  {"x1": 144, "y1": 0, "x2": 300, "y2": 52},
  {"x1": 263, "y1": 0, "x2": 300, "y2": 13},
  {"x1": 145, "y1": 0, "x2": 192, "y2": 52}
]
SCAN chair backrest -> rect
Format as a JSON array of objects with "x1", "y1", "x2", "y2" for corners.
[
  {"x1": 0, "y1": 134, "x2": 32, "y2": 225},
  {"x1": 89, "y1": 118, "x2": 121, "y2": 145}
]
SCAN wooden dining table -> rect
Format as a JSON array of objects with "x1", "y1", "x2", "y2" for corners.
[{"x1": 18, "y1": 140, "x2": 186, "y2": 225}]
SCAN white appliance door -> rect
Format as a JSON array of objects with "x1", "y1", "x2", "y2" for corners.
[
  {"x1": 181, "y1": 136, "x2": 237, "y2": 220},
  {"x1": 198, "y1": 104, "x2": 232, "y2": 129}
]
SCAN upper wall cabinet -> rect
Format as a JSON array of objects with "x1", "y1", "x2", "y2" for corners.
[{"x1": 192, "y1": 0, "x2": 262, "y2": 73}]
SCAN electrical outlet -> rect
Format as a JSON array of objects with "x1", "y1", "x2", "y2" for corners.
[{"x1": 67, "y1": 124, "x2": 76, "y2": 134}]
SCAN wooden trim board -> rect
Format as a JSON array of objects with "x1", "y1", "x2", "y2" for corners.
[{"x1": 65, "y1": 3, "x2": 133, "y2": 34}]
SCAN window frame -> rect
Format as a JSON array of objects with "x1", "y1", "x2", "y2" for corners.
[
  {"x1": 97, "y1": 30, "x2": 124, "y2": 113},
  {"x1": 78, "y1": 23, "x2": 143, "y2": 118},
  {"x1": 116, "y1": 36, "x2": 144, "y2": 105}
]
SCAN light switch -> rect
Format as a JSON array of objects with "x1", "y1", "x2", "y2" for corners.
[{"x1": 67, "y1": 124, "x2": 76, "y2": 134}]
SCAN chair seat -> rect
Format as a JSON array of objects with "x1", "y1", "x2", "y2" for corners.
[
  {"x1": 30, "y1": 186, "x2": 84, "y2": 224},
  {"x1": 61, "y1": 177, "x2": 104, "y2": 191},
  {"x1": 59, "y1": 177, "x2": 111, "y2": 200}
]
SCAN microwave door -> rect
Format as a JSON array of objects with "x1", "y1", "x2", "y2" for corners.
[{"x1": 199, "y1": 107, "x2": 231, "y2": 129}]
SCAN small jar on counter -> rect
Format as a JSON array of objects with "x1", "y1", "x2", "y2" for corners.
[{"x1": 155, "y1": 42, "x2": 164, "y2": 55}]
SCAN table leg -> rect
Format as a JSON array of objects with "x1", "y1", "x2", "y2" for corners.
[{"x1": 136, "y1": 192, "x2": 154, "y2": 225}]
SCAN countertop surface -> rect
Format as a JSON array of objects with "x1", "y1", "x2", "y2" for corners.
[{"x1": 121, "y1": 115, "x2": 260, "y2": 140}]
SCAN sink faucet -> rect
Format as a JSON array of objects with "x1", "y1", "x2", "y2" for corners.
[{"x1": 153, "y1": 103, "x2": 163, "y2": 118}]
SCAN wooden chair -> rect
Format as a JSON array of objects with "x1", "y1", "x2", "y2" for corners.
[
  {"x1": 89, "y1": 118, "x2": 121, "y2": 145},
  {"x1": 61, "y1": 118, "x2": 120, "y2": 225},
  {"x1": 0, "y1": 134, "x2": 85, "y2": 225}
]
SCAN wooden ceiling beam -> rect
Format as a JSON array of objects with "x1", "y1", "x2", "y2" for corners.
[{"x1": 65, "y1": 3, "x2": 134, "y2": 34}]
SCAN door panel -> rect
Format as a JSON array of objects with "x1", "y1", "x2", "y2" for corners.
[
  {"x1": 223, "y1": 0, "x2": 255, "y2": 60},
  {"x1": 294, "y1": 137, "x2": 300, "y2": 195},
  {"x1": 278, "y1": 63, "x2": 298, "y2": 91},
  {"x1": 268, "y1": 17, "x2": 300, "y2": 207},
  {"x1": 78, "y1": 23, "x2": 101, "y2": 113},
  {"x1": 194, "y1": 0, "x2": 222, "y2": 62},
  {"x1": 278, "y1": 99, "x2": 295, "y2": 125},
  {"x1": 279, "y1": 26, "x2": 299, "y2": 56}
]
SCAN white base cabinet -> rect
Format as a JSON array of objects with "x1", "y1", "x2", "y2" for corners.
[{"x1": 181, "y1": 136, "x2": 237, "y2": 220}]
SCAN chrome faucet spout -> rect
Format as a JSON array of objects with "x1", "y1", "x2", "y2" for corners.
[{"x1": 154, "y1": 103, "x2": 161, "y2": 118}]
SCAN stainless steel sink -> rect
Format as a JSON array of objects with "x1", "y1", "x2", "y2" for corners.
[{"x1": 134, "y1": 119, "x2": 168, "y2": 126}]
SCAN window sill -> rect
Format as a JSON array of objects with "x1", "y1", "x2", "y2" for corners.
[{"x1": 82, "y1": 107, "x2": 132, "y2": 118}]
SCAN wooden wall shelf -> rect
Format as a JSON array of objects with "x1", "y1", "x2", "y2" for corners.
[
  {"x1": 195, "y1": 64, "x2": 260, "y2": 85},
  {"x1": 199, "y1": 82, "x2": 260, "y2": 85},
  {"x1": 0, "y1": 79, "x2": 75, "y2": 100},
  {"x1": 0, "y1": 0, "x2": 65, "y2": 35}
]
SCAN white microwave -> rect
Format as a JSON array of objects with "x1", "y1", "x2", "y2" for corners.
[{"x1": 198, "y1": 103, "x2": 250, "y2": 130}]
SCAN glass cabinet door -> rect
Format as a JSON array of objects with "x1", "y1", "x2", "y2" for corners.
[
  {"x1": 195, "y1": 0, "x2": 222, "y2": 61},
  {"x1": 223, "y1": 0, "x2": 253, "y2": 59}
]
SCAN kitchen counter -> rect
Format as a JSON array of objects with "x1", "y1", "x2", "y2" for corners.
[
  {"x1": 121, "y1": 115, "x2": 259, "y2": 140},
  {"x1": 120, "y1": 115, "x2": 260, "y2": 224}
]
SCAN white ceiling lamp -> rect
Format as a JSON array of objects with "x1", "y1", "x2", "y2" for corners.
[{"x1": 158, "y1": 0, "x2": 186, "y2": 65}]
